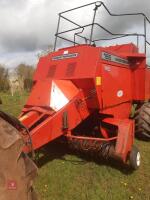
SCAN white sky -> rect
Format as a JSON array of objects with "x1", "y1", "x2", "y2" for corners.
[{"x1": 0, "y1": 0, "x2": 150, "y2": 68}]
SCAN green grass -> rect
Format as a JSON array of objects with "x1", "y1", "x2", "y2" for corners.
[
  {"x1": 0, "y1": 91, "x2": 28, "y2": 116},
  {"x1": 0, "y1": 92, "x2": 150, "y2": 200}
]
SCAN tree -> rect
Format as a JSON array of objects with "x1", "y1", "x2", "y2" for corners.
[
  {"x1": 15, "y1": 64, "x2": 35, "y2": 91},
  {"x1": 0, "y1": 64, "x2": 10, "y2": 91}
]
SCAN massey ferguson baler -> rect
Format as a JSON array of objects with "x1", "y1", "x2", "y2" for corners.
[{"x1": 16, "y1": 2, "x2": 150, "y2": 170}]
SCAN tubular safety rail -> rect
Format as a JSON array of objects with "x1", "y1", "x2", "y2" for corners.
[{"x1": 53, "y1": 1, "x2": 150, "y2": 56}]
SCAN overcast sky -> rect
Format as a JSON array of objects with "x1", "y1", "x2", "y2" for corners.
[{"x1": 0, "y1": 0, "x2": 150, "y2": 68}]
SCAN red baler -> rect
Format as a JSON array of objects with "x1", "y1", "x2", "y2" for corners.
[{"x1": 19, "y1": 2, "x2": 150, "y2": 169}]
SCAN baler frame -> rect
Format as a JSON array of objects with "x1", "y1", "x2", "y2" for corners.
[{"x1": 54, "y1": 1, "x2": 150, "y2": 56}]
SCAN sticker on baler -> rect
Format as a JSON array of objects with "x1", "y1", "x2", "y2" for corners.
[
  {"x1": 52, "y1": 53, "x2": 78, "y2": 61},
  {"x1": 104, "y1": 65, "x2": 111, "y2": 72},
  {"x1": 96, "y1": 77, "x2": 102, "y2": 86},
  {"x1": 117, "y1": 90, "x2": 124, "y2": 97},
  {"x1": 63, "y1": 50, "x2": 69, "y2": 54},
  {"x1": 102, "y1": 52, "x2": 129, "y2": 66}
]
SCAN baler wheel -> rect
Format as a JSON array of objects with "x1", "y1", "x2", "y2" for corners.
[
  {"x1": 129, "y1": 146, "x2": 141, "y2": 170},
  {"x1": 135, "y1": 102, "x2": 150, "y2": 140},
  {"x1": 0, "y1": 116, "x2": 38, "y2": 200}
]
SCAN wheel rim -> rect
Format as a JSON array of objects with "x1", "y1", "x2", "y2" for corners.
[{"x1": 136, "y1": 152, "x2": 141, "y2": 166}]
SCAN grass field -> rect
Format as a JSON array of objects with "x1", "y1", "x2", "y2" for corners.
[{"x1": 0, "y1": 92, "x2": 150, "y2": 200}]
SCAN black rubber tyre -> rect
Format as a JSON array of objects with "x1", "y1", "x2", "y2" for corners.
[
  {"x1": 129, "y1": 146, "x2": 141, "y2": 170},
  {"x1": 0, "y1": 116, "x2": 38, "y2": 200},
  {"x1": 135, "y1": 102, "x2": 150, "y2": 140}
]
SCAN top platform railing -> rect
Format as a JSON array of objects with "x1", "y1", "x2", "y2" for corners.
[{"x1": 53, "y1": 1, "x2": 150, "y2": 56}]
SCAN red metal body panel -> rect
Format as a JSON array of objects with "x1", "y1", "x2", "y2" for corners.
[
  {"x1": 34, "y1": 45, "x2": 100, "y2": 81},
  {"x1": 100, "y1": 63, "x2": 132, "y2": 108},
  {"x1": 145, "y1": 67, "x2": 150, "y2": 100},
  {"x1": 101, "y1": 102, "x2": 132, "y2": 119}
]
